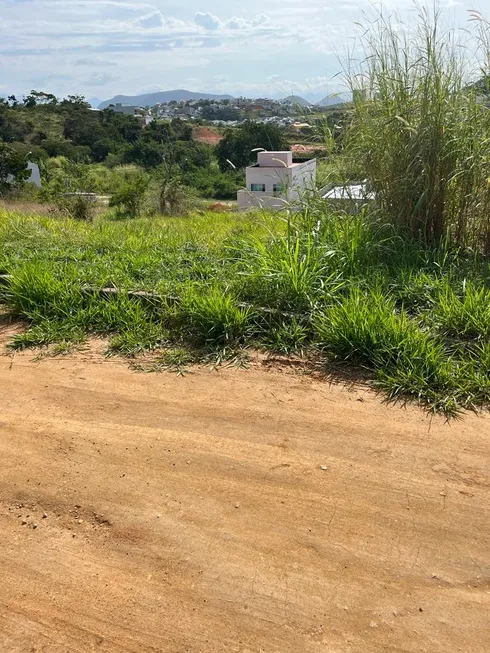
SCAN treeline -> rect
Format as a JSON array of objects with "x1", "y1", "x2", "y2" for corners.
[{"x1": 0, "y1": 91, "x2": 290, "y2": 200}]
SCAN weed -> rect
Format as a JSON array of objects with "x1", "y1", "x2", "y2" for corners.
[
  {"x1": 2, "y1": 208, "x2": 490, "y2": 414},
  {"x1": 345, "y1": 5, "x2": 490, "y2": 250}
]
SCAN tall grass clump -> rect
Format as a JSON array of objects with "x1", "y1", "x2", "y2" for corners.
[
  {"x1": 314, "y1": 288, "x2": 456, "y2": 411},
  {"x1": 345, "y1": 5, "x2": 490, "y2": 251},
  {"x1": 180, "y1": 287, "x2": 256, "y2": 348},
  {"x1": 430, "y1": 279, "x2": 490, "y2": 339}
]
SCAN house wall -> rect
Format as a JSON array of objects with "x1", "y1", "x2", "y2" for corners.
[
  {"x1": 240, "y1": 155, "x2": 317, "y2": 212},
  {"x1": 290, "y1": 159, "x2": 317, "y2": 200},
  {"x1": 237, "y1": 190, "x2": 289, "y2": 211},
  {"x1": 113, "y1": 104, "x2": 138, "y2": 115},
  {"x1": 245, "y1": 166, "x2": 293, "y2": 193},
  {"x1": 257, "y1": 151, "x2": 293, "y2": 167}
]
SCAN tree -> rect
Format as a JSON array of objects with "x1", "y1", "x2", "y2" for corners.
[
  {"x1": 23, "y1": 94, "x2": 37, "y2": 109},
  {"x1": 63, "y1": 95, "x2": 90, "y2": 108},
  {"x1": 26, "y1": 90, "x2": 58, "y2": 107},
  {"x1": 0, "y1": 144, "x2": 30, "y2": 193},
  {"x1": 91, "y1": 140, "x2": 111, "y2": 162},
  {"x1": 216, "y1": 121, "x2": 288, "y2": 171}
]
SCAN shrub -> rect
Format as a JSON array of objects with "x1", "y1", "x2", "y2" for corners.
[
  {"x1": 157, "y1": 177, "x2": 198, "y2": 217},
  {"x1": 58, "y1": 193, "x2": 97, "y2": 222},
  {"x1": 0, "y1": 143, "x2": 30, "y2": 194},
  {"x1": 109, "y1": 174, "x2": 149, "y2": 219}
]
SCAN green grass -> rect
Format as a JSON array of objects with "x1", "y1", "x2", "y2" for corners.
[{"x1": 1, "y1": 207, "x2": 490, "y2": 415}]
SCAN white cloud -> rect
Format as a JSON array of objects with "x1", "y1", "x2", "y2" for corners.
[
  {"x1": 135, "y1": 11, "x2": 165, "y2": 28},
  {"x1": 251, "y1": 14, "x2": 269, "y2": 26},
  {"x1": 194, "y1": 12, "x2": 222, "y2": 31},
  {"x1": 226, "y1": 17, "x2": 243, "y2": 30},
  {"x1": 75, "y1": 57, "x2": 117, "y2": 66},
  {"x1": 85, "y1": 72, "x2": 119, "y2": 86},
  {"x1": 224, "y1": 15, "x2": 270, "y2": 30},
  {"x1": 0, "y1": 0, "x2": 486, "y2": 100},
  {"x1": 134, "y1": 11, "x2": 185, "y2": 30}
]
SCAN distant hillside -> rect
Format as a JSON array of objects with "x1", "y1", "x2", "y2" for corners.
[
  {"x1": 281, "y1": 95, "x2": 313, "y2": 107},
  {"x1": 317, "y1": 94, "x2": 350, "y2": 107},
  {"x1": 99, "y1": 90, "x2": 235, "y2": 109}
]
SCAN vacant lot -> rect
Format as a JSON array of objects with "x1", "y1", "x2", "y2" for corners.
[{"x1": 1, "y1": 334, "x2": 489, "y2": 653}]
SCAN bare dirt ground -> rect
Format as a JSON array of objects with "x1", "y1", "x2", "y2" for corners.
[
  {"x1": 1, "y1": 333, "x2": 490, "y2": 652},
  {"x1": 193, "y1": 126, "x2": 223, "y2": 145}
]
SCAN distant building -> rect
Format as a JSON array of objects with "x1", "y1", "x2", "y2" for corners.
[
  {"x1": 111, "y1": 103, "x2": 140, "y2": 116},
  {"x1": 238, "y1": 151, "x2": 316, "y2": 212},
  {"x1": 322, "y1": 183, "x2": 375, "y2": 213}
]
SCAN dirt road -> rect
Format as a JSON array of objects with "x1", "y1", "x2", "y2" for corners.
[{"x1": 1, "y1": 343, "x2": 489, "y2": 653}]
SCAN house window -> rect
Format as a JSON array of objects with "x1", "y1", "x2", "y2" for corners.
[{"x1": 250, "y1": 183, "x2": 265, "y2": 192}]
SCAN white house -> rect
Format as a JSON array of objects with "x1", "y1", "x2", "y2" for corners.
[{"x1": 237, "y1": 151, "x2": 317, "y2": 211}]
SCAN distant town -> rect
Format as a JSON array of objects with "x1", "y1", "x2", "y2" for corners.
[{"x1": 102, "y1": 93, "x2": 349, "y2": 130}]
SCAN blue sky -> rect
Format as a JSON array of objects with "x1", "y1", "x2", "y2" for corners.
[{"x1": 0, "y1": 0, "x2": 487, "y2": 103}]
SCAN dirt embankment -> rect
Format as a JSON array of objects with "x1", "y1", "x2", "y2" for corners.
[
  {"x1": 193, "y1": 126, "x2": 223, "y2": 145},
  {"x1": 1, "y1": 339, "x2": 489, "y2": 652}
]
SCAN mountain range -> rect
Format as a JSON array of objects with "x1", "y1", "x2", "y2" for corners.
[
  {"x1": 98, "y1": 90, "x2": 234, "y2": 109},
  {"x1": 97, "y1": 89, "x2": 351, "y2": 109},
  {"x1": 281, "y1": 95, "x2": 313, "y2": 107},
  {"x1": 317, "y1": 94, "x2": 350, "y2": 107}
]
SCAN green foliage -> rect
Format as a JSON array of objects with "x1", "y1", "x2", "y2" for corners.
[
  {"x1": 0, "y1": 143, "x2": 30, "y2": 193},
  {"x1": 109, "y1": 323, "x2": 170, "y2": 356},
  {"x1": 109, "y1": 174, "x2": 149, "y2": 218},
  {"x1": 182, "y1": 167, "x2": 243, "y2": 200},
  {"x1": 265, "y1": 318, "x2": 310, "y2": 354},
  {"x1": 430, "y1": 280, "x2": 490, "y2": 339},
  {"x1": 181, "y1": 287, "x2": 256, "y2": 347},
  {"x1": 156, "y1": 177, "x2": 198, "y2": 217},
  {"x1": 2, "y1": 206, "x2": 490, "y2": 414},
  {"x1": 41, "y1": 160, "x2": 97, "y2": 221},
  {"x1": 216, "y1": 120, "x2": 288, "y2": 171},
  {"x1": 201, "y1": 105, "x2": 242, "y2": 121}
]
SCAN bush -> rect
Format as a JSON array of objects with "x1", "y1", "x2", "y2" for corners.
[
  {"x1": 430, "y1": 281, "x2": 490, "y2": 339},
  {"x1": 183, "y1": 167, "x2": 243, "y2": 199},
  {"x1": 41, "y1": 160, "x2": 98, "y2": 220},
  {"x1": 0, "y1": 143, "x2": 30, "y2": 194},
  {"x1": 58, "y1": 193, "x2": 97, "y2": 222},
  {"x1": 109, "y1": 175, "x2": 149, "y2": 219},
  {"x1": 157, "y1": 177, "x2": 198, "y2": 217}
]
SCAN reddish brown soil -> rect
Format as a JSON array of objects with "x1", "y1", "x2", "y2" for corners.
[
  {"x1": 1, "y1": 335, "x2": 489, "y2": 652},
  {"x1": 291, "y1": 143, "x2": 324, "y2": 154},
  {"x1": 193, "y1": 126, "x2": 223, "y2": 145}
]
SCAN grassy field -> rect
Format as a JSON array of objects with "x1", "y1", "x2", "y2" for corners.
[{"x1": 1, "y1": 205, "x2": 490, "y2": 415}]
